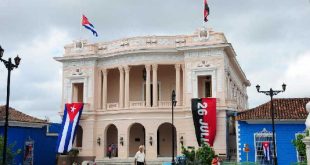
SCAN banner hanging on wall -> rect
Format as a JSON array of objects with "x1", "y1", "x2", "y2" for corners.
[
  {"x1": 191, "y1": 98, "x2": 216, "y2": 146},
  {"x1": 23, "y1": 139, "x2": 34, "y2": 165},
  {"x1": 56, "y1": 102, "x2": 84, "y2": 153}
]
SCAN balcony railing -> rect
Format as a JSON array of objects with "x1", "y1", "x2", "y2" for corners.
[
  {"x1": 130, "y1": 101, "x2": 145, "y2": 108},
  {"x1": 105, "y1": 100, "x2": 187, "y2": 110},
  {"x1": 158, "y1": 101, "x2": 172, "y2": 108},
  {"x1": 107, "y1": 103, "x2": 119, "y2": 110}
]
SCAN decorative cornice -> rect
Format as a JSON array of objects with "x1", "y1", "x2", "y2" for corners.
[{"x1": 56, "y1": 29, "x2": 227, "y2": 60}]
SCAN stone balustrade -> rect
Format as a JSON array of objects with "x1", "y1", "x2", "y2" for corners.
[
  {"x1": 130, "y1": 101, "x2": 145, "y2": 108},
  {"x1": 63, "y1": 29, "x2": 226, "y2": 57},
  {"x1": 107, "y1": 103, "x2": 119, "y2": 110}
]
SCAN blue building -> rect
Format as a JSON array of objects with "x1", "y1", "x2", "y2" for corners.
[
  {"x1": 0, "y1": 106, "x2": 61, "y2": 165},
  {"x1": 235, "y1": 98, "x2": 310, "y2": 165}
]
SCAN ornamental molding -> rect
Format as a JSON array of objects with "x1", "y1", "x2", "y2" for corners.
[
  {"x1": 97, "y1": 53, "x2": 184, "y2": 68},
  {"x1": 64, "y1": 67, "x2": 93, "y2": 77},
  {"x1": 63, "y1": 59, "x2": 97, "y2": 68},
  {"x1": 184, "y1": 48, "x2": 224, "y2": 59},
  {"x1": 62, "y1": 29, "x2": 228, "y2": 58}
]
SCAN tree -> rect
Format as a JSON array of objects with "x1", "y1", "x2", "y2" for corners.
[{"x1": 0, "y1": 135, "x2": 21, "y2": 165}]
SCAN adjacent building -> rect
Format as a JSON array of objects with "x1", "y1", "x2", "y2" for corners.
[
  {"x1": 54, "y1": 27, "x2": 250, "y2": 163},
  {"x1": 0, "y1": 106, "x2": 61, "y2": 165},
  {"x1": 236, "y1": 98, "x2": 310, "y2": 165}
]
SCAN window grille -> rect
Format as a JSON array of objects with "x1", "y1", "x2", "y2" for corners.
[{"x1": 254, "y1": 128, "x2": 275, "y2": 165}]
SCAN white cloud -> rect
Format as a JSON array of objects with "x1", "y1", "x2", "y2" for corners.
[
  {"x1": 0, "y1": 28, "x2": 70, "y2": 123},
  {"x1": 281, "y1": 52, "x2": 310, "y2": 97},
  {"x1": 247, "y1": 51, "x2": 310, "y2": 108}
]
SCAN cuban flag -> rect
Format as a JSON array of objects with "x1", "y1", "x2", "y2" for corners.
[
  {"x1": 82, "y1": 15, "x2": 98, "y2": 37},
  {"x1": 204, "y1": 0, "x2": 210, "y2": 22},
  {"x1": 262, "y1": 141, "x2": 271, "y2": 161},
  {"x1": 56, "y1": 103, "x2": 83, "y2": 153}
]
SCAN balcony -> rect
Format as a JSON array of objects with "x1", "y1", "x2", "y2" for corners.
[{"x1": 105, "y1": 100, "x2": 182, "y2": 110}]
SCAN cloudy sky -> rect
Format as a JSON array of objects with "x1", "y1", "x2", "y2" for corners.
[{"x1": 0, "y1": 0, "x2": 310, "y2": 122}]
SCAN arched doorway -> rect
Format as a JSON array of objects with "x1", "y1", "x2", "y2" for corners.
[
  {"x1": 106, "y1": 124, "x2": 118, "y2": 157},
  {"x1": 157, "y1": 123, "x2": 177, "y2": 157},
  {"x1": 129, "y1": 123, "x2": 145, "y2": 157}
]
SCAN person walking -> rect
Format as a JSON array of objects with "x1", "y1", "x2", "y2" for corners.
[{"x1": 134, "y1": 145, "x2": 146, "y2": 165}]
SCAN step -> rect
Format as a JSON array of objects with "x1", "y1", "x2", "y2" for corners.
[{"x1": 96, "y1": 157, "x2": 172, "y2": 165}]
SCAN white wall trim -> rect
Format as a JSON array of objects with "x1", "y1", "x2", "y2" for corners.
[
  {"x1": 191, "y1": 68, "x2": 217, "y2": 98},
  {"x1": 0, "y1": 121, "x2": 46, "y2": 128},
  {"x1": 235, "y1": 120, "x2": 241, "y2": 162}
]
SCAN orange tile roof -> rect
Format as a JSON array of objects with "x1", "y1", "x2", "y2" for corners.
[
  {"x1": 0, "y1": 105, "x2": 46, "y2": 123},
  {"x1": 236, "y1": 98, "x2": 310, "y2": 120}
]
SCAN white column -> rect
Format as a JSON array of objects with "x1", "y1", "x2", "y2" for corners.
[
  {"x1": 181, "y1": 64, "x2": 186, "y2": 106},
  {"x1": 124, "y1": 66, "x2": 130, "y2": 108},
  {"x1": 102, "y1": 69, "x2": 108, "y2": 110},
  {"x1": 152, "y1": 64, "x2": 158, "y2": 107},
  {"x1": 175, "y1": 64, "x2": 181, "y2": 106},
  {"x1": 145, "y1": 64, "x2": 151, "y2": 107},
  {"x1": 118, "y1": 67, "x2": 124, "y2": 108}
]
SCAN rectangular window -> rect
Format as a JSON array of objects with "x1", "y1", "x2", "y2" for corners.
[
  {"x1": 198, "y1": 75, "x2": 212, "y2": 98},
  {"x1": 254, "y1": 129, "x2": 275, "y2": 165},
  {"x1": 72, "y1": 83, "x2": 84, "y2": 102}
]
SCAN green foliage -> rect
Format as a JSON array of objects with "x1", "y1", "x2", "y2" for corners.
[
  {"x1": 182, "y1": 142, "x2": 215, "y2": 164},
  {"x1": 292, "y1": 134, "x2": 307, "y2": 162},
  {"x1": 181, "y1": 146, "x2": 196, "y2": 162},
  {"x1": 0, "y1": 135, "x2": 22, "y2": 165},
  {"x1": 68, "y1": 148, "x2": 80, "y2": 163}
]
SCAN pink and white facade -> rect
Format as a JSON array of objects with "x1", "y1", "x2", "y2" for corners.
[{"x1": 55, "y1": 28, "x2": 250, "y2": 163}]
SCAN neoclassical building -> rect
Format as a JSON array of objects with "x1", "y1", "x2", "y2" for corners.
[{"x1": 54, "y1": 27, "x2": 250, "y2": 163}]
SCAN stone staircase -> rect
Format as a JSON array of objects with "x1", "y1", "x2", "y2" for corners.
[{"x1": 96, "y1": 157, "x2": 172, "y2": 165}]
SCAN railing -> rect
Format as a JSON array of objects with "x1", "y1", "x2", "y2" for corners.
[
  {"x1": 130, "y1": 101, "x2": 145, "y2": 108},
  {"x1": 158, "y1": 101, "x2": 172, "y2": 108},
  {"x1": 107, "y1": 103, "x2": 119, "y2": 110},
  {"x1": 104, "y1": 101, "x2": 183, "y2": 110}
]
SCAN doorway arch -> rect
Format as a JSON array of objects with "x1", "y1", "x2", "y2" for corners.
[
  {"x1": 105, "y1": 124, "x2": 118, "y2": 157},
  {"x1": 157, "y1": 122, "x2": 177, "y2": 157},
  {"x1": 129, "y1": 123, "x2": 145, "y2": 157}
]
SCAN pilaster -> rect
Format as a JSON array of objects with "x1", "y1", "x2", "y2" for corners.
[
  {"x1": 145, "y1": 65, "x2": 151, "y2": 107},
  {"x1": 152, "y1": 64, "x2": 158, "y2": 107},
  {"x1": 118, "y1": 67, "x2": 124, "y2": 108},
  {"x1": 175, "y1": 64, "x2": 181, "y2": 106},
  {"x1": 124, "y1": 66, "x2": 130, "y2": 108},
  {"x1": 102, "y1": 69, "x2": 108, "y2": 110}
]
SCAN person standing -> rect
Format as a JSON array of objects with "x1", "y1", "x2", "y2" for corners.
[
  {"x1": 108, "y1": 144, "x2": 112, "y2": 159},
  {"x1": 134, "y1": 145, "x2": 146, "y2": 165}
]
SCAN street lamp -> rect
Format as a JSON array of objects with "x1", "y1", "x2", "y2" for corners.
[
  {"x1": 256, "y1": 83, "x2": 286, "y2": 165},
  {"x1": 0, "y1": 45, "x2": 21, "y2": 165},
  {"x1": 171, "y1": 90, "x2": 177, "y2": 165}
]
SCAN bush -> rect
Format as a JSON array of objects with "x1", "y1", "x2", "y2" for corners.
[
  {"x1": 181, "y1": 142, "x2": 215, "y2": 165},
  {"x1": 292, "y1": 134, "x2": 307, "y2": 162},
  {"x1": 0, "y1": 135, "x2": 21, "y2": 165}
]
